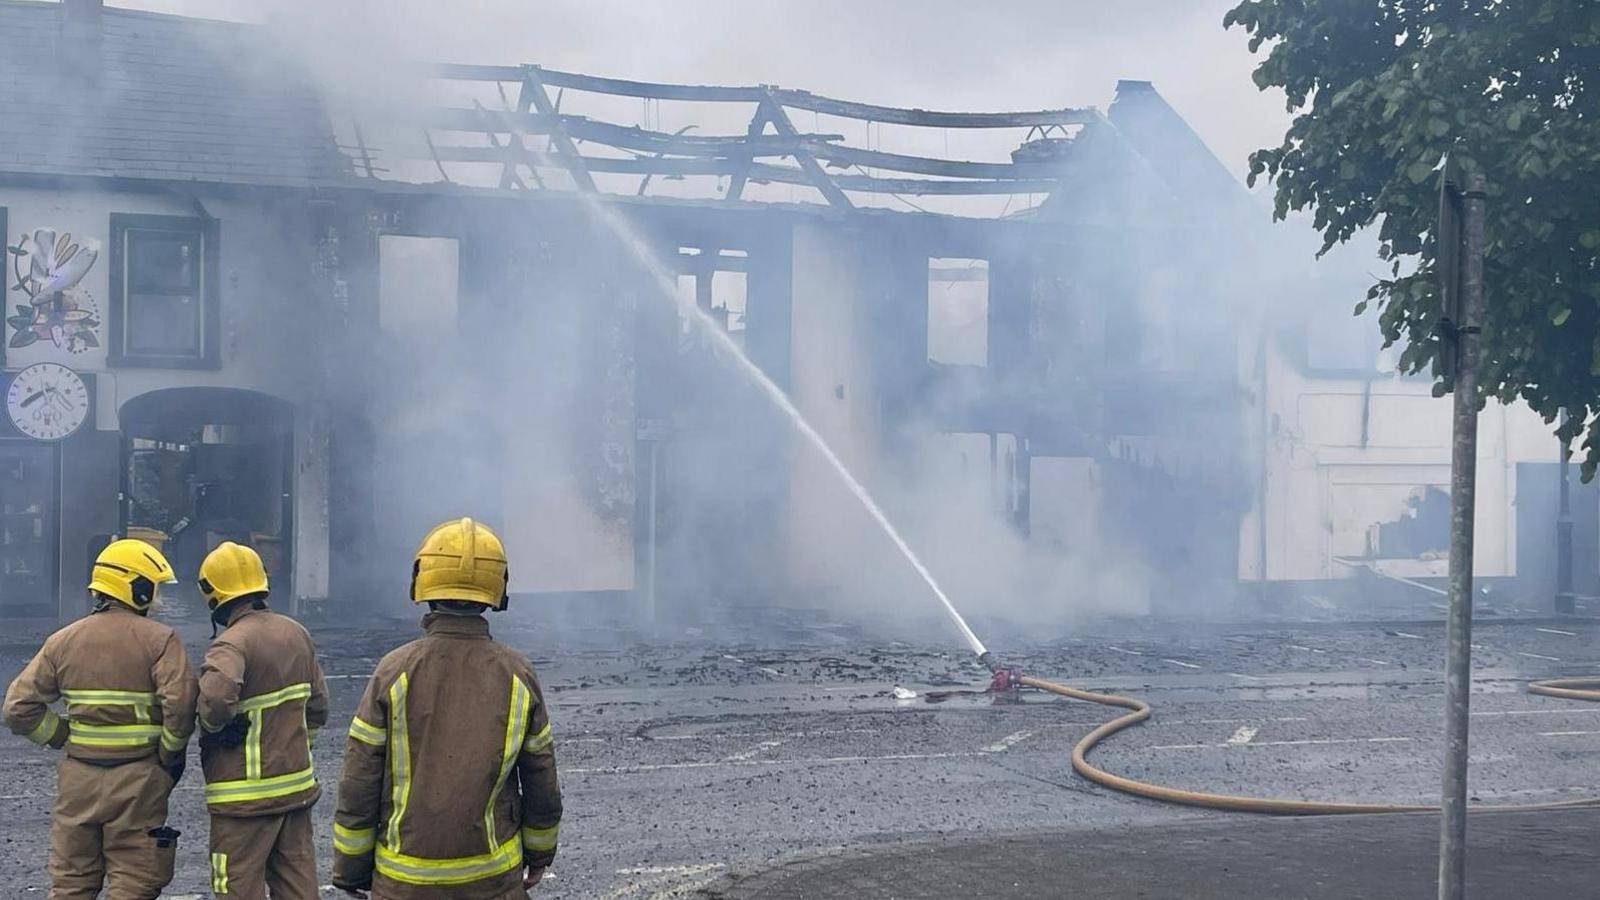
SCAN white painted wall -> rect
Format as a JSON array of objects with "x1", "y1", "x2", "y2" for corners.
[
  {"x1": 2, "y1": 185, "x2": 332, "y2": 603},
  {"x1": 1240, "y1": 337, "x2": 1560, "y2": 582}
]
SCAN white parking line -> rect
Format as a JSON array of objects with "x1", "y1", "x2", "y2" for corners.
[
  {"x1": 1358, "y1": 657, "x2": 1391, "y2": 666},
  {"x1": 1517, "y1": 652, "x2": 1562, "y2": 662},
  {"x1": 566, "y1": 751, "x2": 978, "y2": 775},
  {"x1": 1536, "y1": 628, "x2": 1578, "y2": 636},
  {"x1": 1539, "y1": 730, "x2": 1600, "y2": 737},
  {"x1": 1288, "y1": 645, "x2": 1327, "y2": 654},
  {"x1": 983, "y1": 730, "x2": 1036, "y2": 753},
  {"x1": 1107, "y1": 646, "x2": 1144, "y2": 656},
  {"x1": 1162, "y1": 659, "x2": 1202, "y2": 670},
  {"x1": 1226, "y1": 672, "x2": 1264, "y2": 681},
  {"x1": 605, "y1": 863, "x2": 727, "y2": 900},
  {"x1": 725, "y1": 739, "x2": 785, "y2": 762},
  {"x1": 1226, "y1": 726, "x2": 1259, "y2": 745},
  {"x1": 1391, "y1": 631, "x2": 1425, "y2": 640},
  {"x1": 616, "y1": 864, "x2": 728, "y2": 876},
  {"x1": 1149, "y1": 736, "x2": 1413, "y2": 751},
  {"x1": 1474, "y1": 708, "x2": 1600, "y2": 717}
]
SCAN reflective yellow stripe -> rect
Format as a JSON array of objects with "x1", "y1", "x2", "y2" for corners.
[
  {"x1": 212, "y1": 852, "x2": 228, "y2": 893},
  {"x1": 523, "y1": 723, "x2": 553, "y2": 754},
  {"x1": 62, "y1": 689, "x2": 157, "y2": 705},
  {"x1": 230, "y1": 682, "x2": 310, "y2": 783},
  {"x1": 522, "y1": 824, "x2": 559, "y2": 853},
  {"x1": 245, "y1": 709, "x2": 263, "y2": 780},
  {"x1": 385, "y1": 674, "x2": 412, "y2": 853},
  {"x1": 348, "y1": 717, "x2": 386, "y2": 747},
  {"x1": 236, "y1": 682, "x2": 312, "y2": 713},
  {"x1": 375, "y1": 835, "x2": 523, "y2": 886},
  {"x1": 203, "y1": 765, "x2": 317, "y2": 805},
  {"x1": 333, "y1": 822, "x2": 376, "y2": 856},
  {"x1": 160, "y1": 725, "x2": 186, "y2": 754},
  {"x1": 25, "y1": 709, "x2": 60, "y2": 746},
  {"x1": 69, "y1": 722, "x2": 162, "y2": 748},
  {"x1": 485, "y1": 679, "x2": 531, "y2": 851}
]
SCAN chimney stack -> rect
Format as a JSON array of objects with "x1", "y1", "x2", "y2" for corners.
[{"x1": 59, "y1": 0, "x2": 105, "y2": 85}]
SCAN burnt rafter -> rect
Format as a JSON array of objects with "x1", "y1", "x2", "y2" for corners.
[{"x1": 388, "y1": 62, "x2": 1097, "y2": 208}]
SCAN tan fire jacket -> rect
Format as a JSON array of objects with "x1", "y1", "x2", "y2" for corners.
[
  {"x1": 198, "y1": 604, "x2": 329, "y2": 817},
  {"x1": 332, "y1": 613, "x2": 563, "y2": 899},
  {"x1": 3, "y1": 602, "x2": 197, "y2": 765}
]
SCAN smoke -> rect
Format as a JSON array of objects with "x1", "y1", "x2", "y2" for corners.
[{"x1": 73, "y1": 0, "x2": 1437, "y2": 640}]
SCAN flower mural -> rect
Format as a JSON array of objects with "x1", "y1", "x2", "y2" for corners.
[{"x1": 6, "y1": 228, "x2": 101, "y2": 352}]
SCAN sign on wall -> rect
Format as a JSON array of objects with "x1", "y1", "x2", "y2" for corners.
[{"x1": 6, "y1": 227, "x2": 105, "y2": 366}]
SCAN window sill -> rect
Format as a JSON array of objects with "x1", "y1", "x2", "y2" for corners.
[{"x1": 109, "y1": 355, "x2": 221, "y2": 371}]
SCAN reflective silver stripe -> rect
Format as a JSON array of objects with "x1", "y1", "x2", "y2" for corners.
[
  {"x1": 375, "y1": 835, "x2": 523, "y2": 886},
  {"x1": 68, "y1": 722, "x2": 162, "y2": 748},
  {"x1": 245, "y1": 709, "x2": 264, "y2": 780},
  {"x1": 385, "y1": 674, "x2": 412, "y2": 853},
  {"x1": 348, "y1": 717, "x2": 386, "y2": 747},
  {"x1": 484, "y1": 678, "x2": 531, "y2": 851},
  {"x1": 234, "y1": 682, "x2": 311, "y2": 782},
  {"x1": 25, "y1": 709, "x2": 60, "y2": 746},
  {"x1": 522, "y1": 823, "x2": 559, "y2": 853},
  {"x1": 523, "y1": 723, "x2": 553, "y2": 754},
  {"x1": 236, "y1": 682, "x2": 312, "y2": 713},
  {"x1": 61, "y1": 689, "x2": 156, "y2": 705},
  {"x1": 333, "y1": 823, "x2": 376, "y2": 856},
  {"x1": 160, "y1": 725, "x2": 186, "y2": 753},
  {"x1": 204, "y1": 765, "x2": 317, "y2": 804}
]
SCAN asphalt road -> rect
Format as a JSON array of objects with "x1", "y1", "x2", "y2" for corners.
[{"x1": 0, "y1": 612, "x2": 1595, "y2": 898}]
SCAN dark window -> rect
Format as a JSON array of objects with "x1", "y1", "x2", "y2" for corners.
[{"x1": 110, "y1": 214, "x2": 219, "y2": 368}]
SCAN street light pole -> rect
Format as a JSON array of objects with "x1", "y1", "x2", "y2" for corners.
[
  {"x1": 1437, "y1": 169, "x2": 1486, "y2": 900},
  {"x1": 1556, "y1": 408, "x2": 1575, "y2": 616}
]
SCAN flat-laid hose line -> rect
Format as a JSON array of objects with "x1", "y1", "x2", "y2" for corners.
[{"x1": 1018, "y1": 675, "x2": 1600, "y2": 815}]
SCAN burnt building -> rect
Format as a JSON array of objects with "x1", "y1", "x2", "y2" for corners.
[{"x1": 7, "y1": 0, "x2": 1430, "y2": 625}]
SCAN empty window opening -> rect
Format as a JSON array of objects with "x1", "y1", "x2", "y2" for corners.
[
  {"x1": 928, "y1": 258, "x2": 988, "y2": 366},
  {"x1": 378, "y1": 236, "x2": 460, "y2": 337}
]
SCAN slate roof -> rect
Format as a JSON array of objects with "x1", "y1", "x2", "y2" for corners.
[{"x1": 0, "y1": 0, "x2": 350, "y2": 187}]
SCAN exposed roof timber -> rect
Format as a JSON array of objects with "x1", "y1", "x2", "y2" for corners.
[
  {"x1": 430, "y1": 146, "x2": 1058, "y2": 195},
  {"x1": 806, "y1": 141, "x2": 1059, "y2": 180},
  {"x1": 521, "y1": 67, "x2": 596, "y2": 191},
  {"x1": 756, "y1": 95, "x2": 851, "y2": 209},
  {"x1": 429, "y1": 112, "x2": 1066, "y2": 180},
  {"x1": 430, "y1": 64, "x2": 1092, "y2": 128},
  {"x1": 426, "y1": 108, "x2": 841, "y2": 155},
  {"x1": 772, "y1": 90, "x2": 1093, "y2": 128}
]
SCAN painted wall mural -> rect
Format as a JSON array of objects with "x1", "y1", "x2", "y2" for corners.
[{"x1": 6, "y1": 228, "x2": 102, "y2": 354}]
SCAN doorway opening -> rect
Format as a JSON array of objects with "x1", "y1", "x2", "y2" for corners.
[
  {"x1": 0, "y1": 441, "x2": 59, "y2": 615},
  {"x1": 120, "y1": 388, "x2": 294, "y2": 614}
]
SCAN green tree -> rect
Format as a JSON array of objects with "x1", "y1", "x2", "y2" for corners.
[{"x1": 1226, "y1": 1, "x2": 1600, "y2": 473}]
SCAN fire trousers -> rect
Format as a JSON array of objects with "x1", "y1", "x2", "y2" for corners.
[
  {"x1": 208, "y1": 807, "x2": 319, "y2": 899},
  {"x1": 48, "y1": 755, "x2": 177, "y2": 900}
]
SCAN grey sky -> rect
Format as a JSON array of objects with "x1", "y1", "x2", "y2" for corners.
[{"x1": 111, "y1": 0, "x2": 1290, "y2": 179}]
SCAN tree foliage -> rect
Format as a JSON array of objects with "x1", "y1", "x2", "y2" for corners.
[{"x1": 1226, "y1": 1, "x2": 1600, "y2": 474}]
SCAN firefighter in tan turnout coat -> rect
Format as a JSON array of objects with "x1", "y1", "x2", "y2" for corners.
[
  {"x1": 333, "y1": 517, "x2": 563, "y2": 899},
  {"x1": 197, "y1": 541, "x2": 330, "y2": 898},
  {"x1": 3, "y1": 539, "x2": 197, "y2": 899}
]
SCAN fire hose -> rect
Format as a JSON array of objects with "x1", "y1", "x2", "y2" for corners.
[{"x1": 997, "y1": 671, "x2": 1600, "y2": 815}]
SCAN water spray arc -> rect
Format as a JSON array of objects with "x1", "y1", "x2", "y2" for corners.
[
  {"x1": 576, "y1": 194, "x2": 1599, "y2": 817},
  {"x1": 577, "y1": 198, "x2": 991, "y2": 665}
]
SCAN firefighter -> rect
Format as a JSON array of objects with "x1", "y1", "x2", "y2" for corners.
[
  {"x1": 196, "y1": 541, "x2": 330, "y2": 898},
  {"x1": 3, "y1": 538, "x2": 197, "y2": 899},
  {"x1": 332, "y1": 517, "x2": 562, "y2": 899}
]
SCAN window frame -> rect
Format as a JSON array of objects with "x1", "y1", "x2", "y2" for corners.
[{"x1": 108, "y1": 213, "x2": 221, "y2": 369}]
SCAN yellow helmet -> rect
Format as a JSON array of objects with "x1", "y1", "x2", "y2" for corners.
[
  {"x1": 411, "y1": 517, "x2": 509, "y2": 609},
  {"x1": 198, "y1": 542, "x2": 270, "y2": 611},
  {"x1": 89, "y1": 538, "x2": 177, "y2": 611}
]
